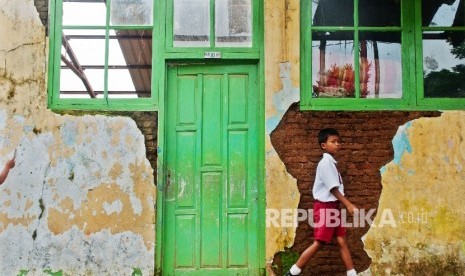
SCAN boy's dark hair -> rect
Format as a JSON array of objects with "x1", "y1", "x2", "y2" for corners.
[{"x1": 318, "y1": 128, "x2": 340, "y2": 146}]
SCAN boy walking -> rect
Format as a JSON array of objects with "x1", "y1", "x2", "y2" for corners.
[{"x1": 286, "y1": 128, "x2": 358, "y2": 276}]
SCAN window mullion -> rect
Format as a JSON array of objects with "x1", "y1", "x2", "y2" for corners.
[
  {"x1": 301, "y1": 0, "x2": 312, "y2": 106},
  {"x1": 52, "y1": 0, "x2": 64, "y2": 106},
  {"x1": 354, "y1": 0, "x2": 360, "y2": 99},
  {"x1": 210, "y1": 0, "x2": 215, "y2": 48},
  {"x1": 412, "y1": 0, "x2": 422, "y2": 104},
  {"x1": 104, "y1": 0, "x2": 111, "y2": 103}
]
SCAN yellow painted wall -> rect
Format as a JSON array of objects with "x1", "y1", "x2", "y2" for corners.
[
  {"x1": 364, "y1": 112, "x2": 465, "y2": 274},
  {"x1": 264, "y1": 0, "x2": 301, "y2": 269}
]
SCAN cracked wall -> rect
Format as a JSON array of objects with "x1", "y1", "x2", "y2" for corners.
[
  {"x1": 364, "y1": 112, "x2": 465, "y2": 275},
  {"x1": 0, "y1": 0, "x2": 156, "y2": 275},
  {"x1": 3, "y1": 0, "x2": 465, "y2": 275},
  {"x1": 270, "y1": 109, "x2": 441, "y2": 275},
  {"x1": 264, "y1": 1, "x2": 464, "y2": 275},
  {"x1": 264, "y1": 0, "x2": 301, "y2": 269}
]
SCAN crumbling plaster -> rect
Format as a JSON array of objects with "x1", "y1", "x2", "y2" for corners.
[
  {"x1": 0, "y1": 0, "x2": 156, "y2": 275},
  {"x1": 264, "y1": 0, "x2": 301, "y2": 265},
  {"x1": 364, "y1": 112, "x2": 465, "y2": 274},
  {"x1": 264, "y1": 0, "x2": 465, "y2": 275},
  {"x1": 3, "y1": 0, "x2": 465, "y2": 274}
]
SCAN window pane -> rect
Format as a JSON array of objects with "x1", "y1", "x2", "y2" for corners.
[
  {"x1": 359, "y1": 0, "x2": 400, "y2": 27},
  {"x1": 360, "y1": 33, "x2": 402, "y2": 99},
  {"x1": 312, "y1": 0, "x2": 354, "y2": 27},
  {"x1": 423, "y1": 31, "x2": 465, "y2": 98},
  {"x1": 423, "y1": 0, "x2": 464, "y2": 27},
  {"x1": 215, "y1": 0, "x2": 252, "y2": 47},
  {"x1": 108, "y1": 30, "x2": 152, "y2": 98},
  {"x1": 173, "y1": 0, "x2": 210, "y2": 47},
  {"x1": 110, "y1": 0, "x2": 153, "y2": 26},
  {"x1": 60, "y1": 30, "x2": 106, "y2": 99},
  {"x1": 63, "y1": 36, "x2": 106, "y2": 66},
  {"x1": 63, "y1": 1, "x2": 106, "y2": 26},
  {"x1": 312, "y1": 31, "x2": 355, "y2": 98}
]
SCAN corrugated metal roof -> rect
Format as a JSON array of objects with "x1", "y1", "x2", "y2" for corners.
[{"x1": 115, "y1": 29, "x2": 152, "y2": 98}]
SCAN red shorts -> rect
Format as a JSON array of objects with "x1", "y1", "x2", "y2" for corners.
[{"x1": 313, "y1": 200, "x2": 346, "y2": 243}]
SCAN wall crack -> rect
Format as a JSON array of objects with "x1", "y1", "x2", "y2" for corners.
[
  {"x1": 6, "y1": 42, "x2": 43, "y2": 54},
  {"x1": 32, "y1": 162, "x2": 50, "y2": 241}
]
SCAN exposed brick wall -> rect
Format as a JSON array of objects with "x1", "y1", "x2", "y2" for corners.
[
  {"x1": 129, "y1": 111, "x2": 158, "y2": 182},
  {"x1": 270, "y1": 103, "x2": 440, "y2": 275},
  {"x1": 34, "y1": 0, "x2": 48, "y2": 32}
]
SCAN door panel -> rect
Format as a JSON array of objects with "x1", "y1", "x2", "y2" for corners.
[{"x1": 164, "y1": 64, "x2": 260, "y2": 275}]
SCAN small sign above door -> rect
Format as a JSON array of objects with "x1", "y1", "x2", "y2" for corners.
[{"x1": 204, "y1": 52, "x2": 222, "y2": 59}]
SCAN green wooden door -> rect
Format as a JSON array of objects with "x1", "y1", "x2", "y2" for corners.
[{"x1": 163, "y1": 64, "x2": 261, "y2": 275}]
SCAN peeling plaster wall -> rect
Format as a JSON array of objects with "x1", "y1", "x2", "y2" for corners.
[
  {"x1": 264, "y1": 0, "x2": 301, "y2": 265},
  {"x1": 264, "y1": 1, "x2": 465, "y2": 275},
  {"x1": 0, "y1": 1, "x2": 156, "y2": 275},
  {"x1": 364, "y1": 112, "x2": 465, "y2": 275},
  {"x1": 4, "y1": 0, "x2": 465, "y2": 274}
]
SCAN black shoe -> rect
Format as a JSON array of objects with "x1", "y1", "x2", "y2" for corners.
[{"x1": 284, "y1": 271, "x2": 297, "y2": 276}]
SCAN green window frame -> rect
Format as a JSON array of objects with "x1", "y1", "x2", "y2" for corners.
[
  {"x1": 300, "y1": 0, "x2": 465, "y2": 111},
  {"x1": 164, "y1": 0, "x2": 261, "y2": 59},
  {"x1": 48, "y1": 0, "x2": 262, "y2": 110},
  {"x1": 48, "y1": 0, "x2": 162, "y2": 111}
]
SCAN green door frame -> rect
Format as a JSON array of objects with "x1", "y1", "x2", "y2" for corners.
[
  {"x1": 155, "y1": 1, "x2": 265, "y2": 274},
  {"x1": 156, "y1": 60, "x2": 265, "y2": 274},
  {"x1": 161, "y1": 63, "x2": 263, "y2": 275}
]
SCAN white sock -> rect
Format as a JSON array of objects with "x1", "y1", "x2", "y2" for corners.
[
  {"x1": 347, "y1": 268, "x2": 357, "y2": 276},
  {"x1": 290, "y1": 264, "x2": 302, "y2": 275}
]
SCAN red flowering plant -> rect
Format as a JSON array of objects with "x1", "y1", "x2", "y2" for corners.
[{"x1": 313, "y1": 62, "x2": 371, "y2": 98}]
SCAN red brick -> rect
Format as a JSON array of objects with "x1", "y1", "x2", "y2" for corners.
[{"x1": 270, "y1": 105, "x2": 440, "y2": 275}]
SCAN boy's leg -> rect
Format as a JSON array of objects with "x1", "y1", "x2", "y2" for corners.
[
  {"x1": 285, "y1": 240, "x2": 323, "y2": 276},
  {"x1": 286, "y1": 201, "x2": 335, "y2": 275},
  {"x1": 336, "y1": 236, "x2": 357, "y2": 275},
  {"x1": 296, "y1": 240, "x2": 322, "y2": 268}
]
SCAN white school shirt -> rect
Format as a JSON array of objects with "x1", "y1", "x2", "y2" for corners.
[{"x1": 312, "y1": 153, "x2": 344, "y2": 202}]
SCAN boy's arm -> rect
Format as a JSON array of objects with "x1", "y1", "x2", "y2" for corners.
[
  {"x1": 0, "y1": 158, "x2": 15, "y2": 185},
  {"x1": 330, "y1": 187, "x2": 358, "y2": 215}
]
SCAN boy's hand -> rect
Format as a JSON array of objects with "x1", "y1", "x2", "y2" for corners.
[
  {"x1": 347, "y1": 203, "x2": 359, "y2": 216},
  {"x1": 6, "y1": 158, "x2": 15, "y2": 169},
  {"x1": 330, "y1": 188, "x2": 359, "y2": 216}
]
